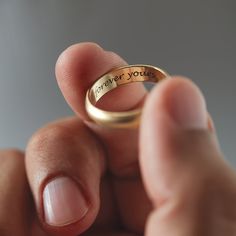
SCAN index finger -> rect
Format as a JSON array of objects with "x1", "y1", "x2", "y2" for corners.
[{"x1": 55, "y1": 42, "x2": 147, "y2": 177}]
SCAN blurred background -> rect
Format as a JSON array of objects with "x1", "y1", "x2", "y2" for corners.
[{"x1": 0, "y1": 1, "x2": 235, "y2": 164}]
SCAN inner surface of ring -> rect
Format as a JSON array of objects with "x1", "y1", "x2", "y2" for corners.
[{"x1": 89, "y1": 65, "x2": 167, "y2": 105}]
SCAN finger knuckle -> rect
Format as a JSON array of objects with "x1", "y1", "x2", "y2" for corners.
[{"x1": 27, "y1": 124, "x2": 74, "y2": 155}]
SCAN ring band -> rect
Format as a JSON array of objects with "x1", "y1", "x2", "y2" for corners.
[{"x1": 85, "y1": 64, "x2": 168, "y2": 128}]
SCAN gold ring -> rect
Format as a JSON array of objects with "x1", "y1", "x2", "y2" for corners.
[{"x1": 85, "y1": 64, "x2": 168, "y2": 128}]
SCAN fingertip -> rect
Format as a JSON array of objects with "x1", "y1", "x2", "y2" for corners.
[
  {"x1": 55, "y1": 42, "x2": 104, "y2": 79},
  {"x1": 145, "y1": 77, "x2": 217, "y2": 134},
  {"x1": 55, "y1": 42, "x2": 126, "y2": 85},
  {"x1": 144, "y1": 76, "x2": 205, "y2": 114},
  {"x1": 55, "y1": 42, "x2": 127, "y2": 119}
]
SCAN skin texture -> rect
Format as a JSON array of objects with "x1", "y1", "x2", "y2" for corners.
[{"x1": 1, "y1": 42, "x2": 236, "y2": 236}]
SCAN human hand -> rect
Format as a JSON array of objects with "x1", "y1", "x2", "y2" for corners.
[{"x1": 1, "y1": 43, "x2": 236, "y2": 236}]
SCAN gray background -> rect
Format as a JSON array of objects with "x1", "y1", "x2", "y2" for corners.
[{"x1": 0, "y1": 1, "x2": 236, "y2": 163}]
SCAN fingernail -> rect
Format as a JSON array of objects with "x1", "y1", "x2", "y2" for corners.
[
  {"x1": 167, "y1": 80, "x2": 207, "y2": 129},
  {"x1": 43, "y1": 176, "x2": 89, "y2": 226}
]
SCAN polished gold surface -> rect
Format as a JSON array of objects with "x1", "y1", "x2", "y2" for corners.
[{"x1": 85, "y1": 65, "x2": 168, "y2": 128}]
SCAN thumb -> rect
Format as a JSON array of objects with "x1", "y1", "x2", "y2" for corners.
[{"x1": 140, "y1": 77, "x2": 236, "y2": 235}]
